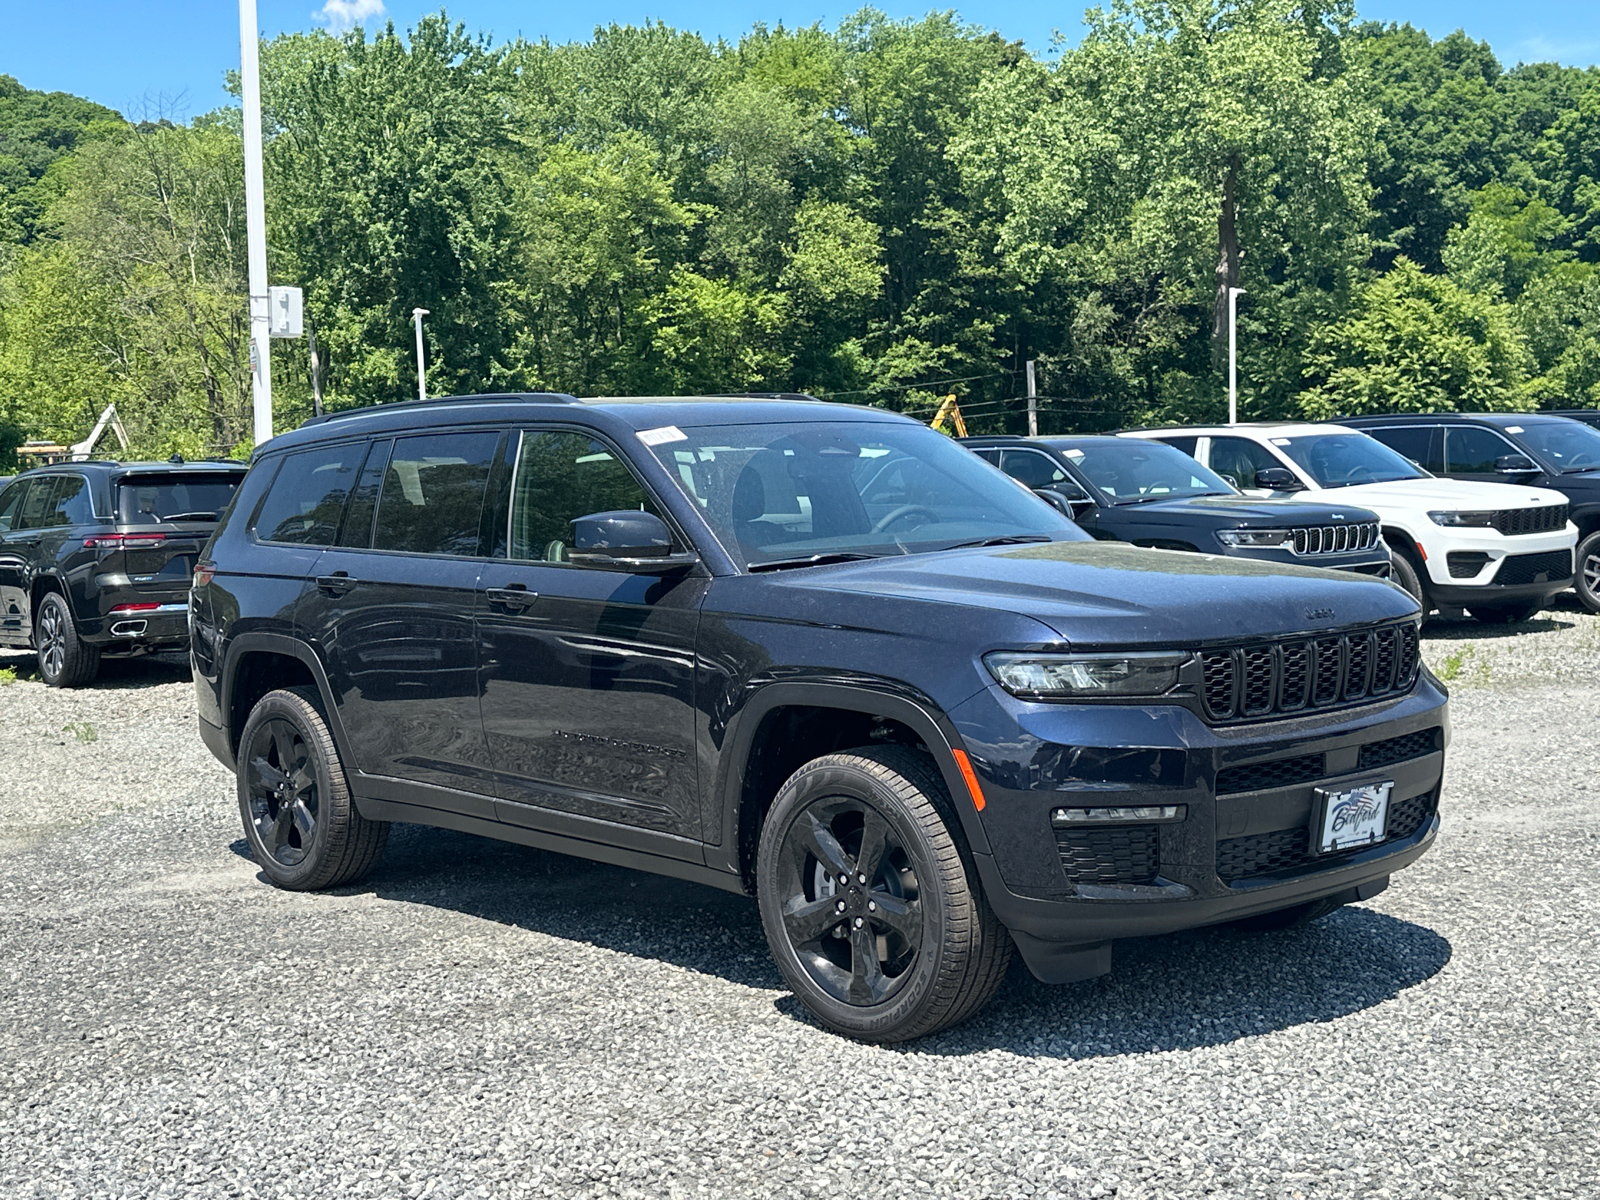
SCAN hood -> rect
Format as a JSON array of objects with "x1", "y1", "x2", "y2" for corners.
[
  {"x1": 1127, "y1": 495, "x2": 1380, "y2": 524},
  {"x1": 775, "y1": 541, "x2": 1417, "y2": 647},
  {"x1": 1310, "y1": 478, "x2": 1568, "y2": 511}
]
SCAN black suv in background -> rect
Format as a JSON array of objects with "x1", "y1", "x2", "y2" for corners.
[
  {"x1": 193, "y1": 395, "x2": 1447, "y2": 1042},
  {"x1": 0, "y1": 459, "x2": 246, "y2": 685},
  {"x1": 1340, "y1": 413, "x2": 1600, "y2": 612},
  {"x1": 964, "y1": 435, "x2": 1391, "y2": 578}
]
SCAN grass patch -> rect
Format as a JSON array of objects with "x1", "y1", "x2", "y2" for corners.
[
  {"x1": 0, "y1": 667, "x2": 15, "y2": 687},
  {"x1": 1437, "y1": 645, "x2": 1473, "y2": 681},
  {"x1": 63, "y1": 721, "x2": 98, "y2": 744}
]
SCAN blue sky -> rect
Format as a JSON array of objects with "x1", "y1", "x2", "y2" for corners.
[{"x1": 1, "y1": 0, "x2": 1595, "y2": 119}]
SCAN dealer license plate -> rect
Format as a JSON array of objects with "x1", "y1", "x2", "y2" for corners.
[{"x1": 1313, "y1": 781, "x2": 1392, "y2": 854}]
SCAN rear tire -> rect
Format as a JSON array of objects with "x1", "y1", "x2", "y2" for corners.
[
  {"x1": 35, "y1": 591, "x2": 100, "y2": 688},
  {"x1": 1230, "y1": 897, "x2": 1343, "y2": 932},
  {"x1": 1387, "y1": 548, "x2": 1431, "y2": 624},
  {"x1": 1575, "y1": 531, "x2": 1600, "y2": 615},
  {"x1": 756, "y1": 745, "x2": 1012, "y2": 1042},
  {"x1": 237, "y1": 686, "x2": 388, "y2": 891},
  {"x1": 1469, "y1": 600, "x2": 1544, "y2": 624}
]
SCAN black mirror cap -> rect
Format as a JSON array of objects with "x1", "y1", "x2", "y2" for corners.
[
  {"x1": 1254, "y1": 467, "x2": 1304, "y2": 490},
  {"x1": 1496, "y1": 454, "x2": 1539, "y2": 473},
  {"x1": 568, "y1": 510, "x2": 697, "y2": 573}
]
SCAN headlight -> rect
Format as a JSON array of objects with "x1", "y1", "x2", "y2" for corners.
[
  {"x1": 1216, "y1": 529, "x2": 1293, "y2": 548},
  {"x1": 1427, "y1": 511, "x2": 1496, "y2": 527},
  {"x1": 984, "y1": 651, "x2": 1189, "y2": 699}
]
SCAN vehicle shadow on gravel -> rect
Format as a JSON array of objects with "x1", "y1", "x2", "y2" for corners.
[
  {"x1": 0, "y1": 648, "x2": 190, "y2": 690},
  {"x1": 249, "y1": 825, "x2": 1452, "y2": 1054}
]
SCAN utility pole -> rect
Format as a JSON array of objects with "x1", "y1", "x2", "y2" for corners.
[
  {"x1": 1025, "y1": 360, "x2": 1038, "y2": 437},
  {"x1": 412, "y1": 308, "x2": 430, "y2": 401},
  {"x1": 1227, "y1": 287, "x2": 1245, "y2": 426},
  {"x1": 239, "y1": 0, "x2": 272, "y2": 446}
]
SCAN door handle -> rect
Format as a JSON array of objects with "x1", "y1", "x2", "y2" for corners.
[
  {"x1": 316, "y1": 572, "x2": 356, "y2": 596},
  {"x1": 486, "y1": 585, "x2": 537, "y2": 612}
]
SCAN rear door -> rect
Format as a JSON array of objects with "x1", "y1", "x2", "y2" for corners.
[
  {"x1": 0, "y1": 478, "x2": 36, "y2": 643},
  {"x1": 297, "y1": 429, "x2": 503, "y2": 811}
]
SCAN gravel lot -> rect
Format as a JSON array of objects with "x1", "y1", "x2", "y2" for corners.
[{"x1": 2, "y1": 603, "x2": 1598, "y2": 1200}]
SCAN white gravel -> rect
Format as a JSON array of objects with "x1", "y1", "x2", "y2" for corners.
[{"x1": 1, "y1": 618, "x2": 1597, "y2": 1199}]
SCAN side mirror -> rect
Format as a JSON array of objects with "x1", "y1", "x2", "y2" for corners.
[
  {"x1": 1036, "y1": 483, "x2": 1094, "y2": 517},
  {"x1": 568, "y1": 510, "x2": 697, "y2": 573},
  {"x1": 1496, "y1": 453, "x2": 1538, "y2": 474},
  {"x1": 1254, "y1": 467, "x2": 1304, "y2": 492}
]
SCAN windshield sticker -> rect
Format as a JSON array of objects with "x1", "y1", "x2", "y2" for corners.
[
  {"x1": 638, "y1": 425, "x2": 688, "y2": 446},
  {"x1": 1064, "y1": 448, "x2": 1085, "y2": 459}
]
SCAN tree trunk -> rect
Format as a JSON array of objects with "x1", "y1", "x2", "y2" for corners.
[{"x1": 1211, "y1": 154, "x2": 1241, "y2": 357}]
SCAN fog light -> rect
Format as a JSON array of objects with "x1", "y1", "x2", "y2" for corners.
[{"x1": 1051, "y1": 805, "x2": 1186, "y2": 825}]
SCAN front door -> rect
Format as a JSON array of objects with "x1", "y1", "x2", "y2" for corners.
[
  {"x1": 294, "y1": 430, "x2": 504, "y2": 812},
  {"x1": 0, "y1": 478, "x2": 37, "y2": 644},
  {"x1": 478, "y1": 427, "x2": 707, "y2": 841}
]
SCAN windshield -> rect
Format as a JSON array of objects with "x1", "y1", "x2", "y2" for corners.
[
  {"x1": 1275, "y1": 434, "x2": 1428, "y2": 489},
  {"x1": 1055, "y1": 439, "x2": 1235, "y2": 503},
  {"x1": 117, "y1": 472, "x2": 242, "y2": 524},
  {"x1": 643, "y1": 419, "x2": 1084, "y2": 567},
  {"x1": 1513, "y1": 420, "x2": 1600, "y2": 473}
]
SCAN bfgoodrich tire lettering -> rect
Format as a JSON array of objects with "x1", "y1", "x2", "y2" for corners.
[
  {"x1": 237, "y1": 686, "x2": 388, "y2": 891},
  {"x1": 756, "y1": 745, "x2": 1011, "y2": 1042}
]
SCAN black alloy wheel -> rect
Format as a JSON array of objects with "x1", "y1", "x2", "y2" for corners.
[
  {"x1": 35, "y1": 591, "x2": 100, "y2": 688},
  {"x1": 236, "y1": 686, "x2": 388, "y2": 890},
  {"x1": 756, "y1": 745, "x2": 1012, "y2": 1042},
  {"x1": 1386, "y1": 546, "x2": 1431, "y2": 624},
  {"x1": 1576, "y1": 530, "x2": 1600, "y2": 615}
]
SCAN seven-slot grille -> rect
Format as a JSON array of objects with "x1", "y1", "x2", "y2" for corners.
[
  {"x1": 1199, "y1": 622, "x2": 1419, "y2": 722},
  {"x1": 1290, "y1": 522, "x2": 1379, "y2": 556},
  {"x1": 1492, "y1": 505, "x2": 1567, "y2": 535}
]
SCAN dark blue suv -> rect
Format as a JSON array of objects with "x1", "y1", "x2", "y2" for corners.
[{"x1": 192, "y1": 395, "x2": 1448, "y2": 1041}]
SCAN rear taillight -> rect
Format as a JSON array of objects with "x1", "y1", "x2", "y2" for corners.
[
  {"x1": 111, "y1": 603, "x2": 163, "y2": 613},
  {"x1": 193, "y1": 561, "x2": 216, "y2": 589},
  {"x1": 83, "y1": 532, "x2": 167, "y2": 549}
]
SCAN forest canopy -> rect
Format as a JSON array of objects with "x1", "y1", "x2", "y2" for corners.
[{"x1": 1, "y1": 1, "x2": 1598, "y2": 462}]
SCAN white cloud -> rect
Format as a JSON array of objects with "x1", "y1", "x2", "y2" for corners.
[{"x1": 317, "y1": 0, "x2": 386, "y2": 33}]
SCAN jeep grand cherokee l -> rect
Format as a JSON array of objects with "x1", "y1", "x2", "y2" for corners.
[
  {"x1": 0, "y1": 459, "x2": 246, "y2": 685},
  {"x1": 192, "y1": 395, "x2": 1448, "y2": 1041}
]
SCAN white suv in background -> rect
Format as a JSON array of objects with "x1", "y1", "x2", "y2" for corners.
[{"x1": 1123, "y1": 423, "x2": 1576, "y2": 623}]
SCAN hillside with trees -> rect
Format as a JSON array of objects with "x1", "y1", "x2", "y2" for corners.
[{"x1": 1, "y1": 0, "x2": 1597, "y2": 461}]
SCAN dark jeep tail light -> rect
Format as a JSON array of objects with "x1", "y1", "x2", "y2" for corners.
[
  {"x1": 83, "y1": 532, "x2": 167, "y2": 549},
  {"x1": 193, "y1": 560, "x2": 217, "y2": 589}
]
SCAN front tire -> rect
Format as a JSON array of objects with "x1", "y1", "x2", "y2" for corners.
[
  {"x1": 237, "y1": 686, "x2": 388, "y2": 891},
  {"x1": 35, "y1": 591, "x2": 100, "y2": 687},
  {"x1": 1387, "y1": 548, "x2": 1431, "y2": 624},
  {"x1": 1469, "y1": 600, "x2": 1544, "y2": 624},
  {"x1": 1575, "y1": 531, "x2": 1600, "y2": 614},
  {"x1": 756, "y1": 745, "x2": 1011, "y2": 1042}
]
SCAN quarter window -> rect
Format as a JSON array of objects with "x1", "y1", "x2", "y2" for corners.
[
  {"x1": 0, "y1": 480, "x2": 29, "y2": 531},
  {"x1": 254, "y1": 445, "x2": 367, "y2": 546},
  {"x1": 508, "y1": 430, "x2": 661, "y2": 563},
  {"x1": 372, "y1": 431, "x2": 501, "y2": 557},
  {"x1": 1445, "y1": 427, "x2": 1520, "y2": 474}
]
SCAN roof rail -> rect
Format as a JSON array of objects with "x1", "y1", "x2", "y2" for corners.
[
  {"x1": 715, "y1": 392, "x2": 824, "y2": 402},
  {"x1": 302, "y1": 392, "x2": 581, "y2": 426}
]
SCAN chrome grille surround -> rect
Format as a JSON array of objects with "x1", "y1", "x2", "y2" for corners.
[{"x1": 1290, "y1": 522, "x2": 1380, "y2": 556}]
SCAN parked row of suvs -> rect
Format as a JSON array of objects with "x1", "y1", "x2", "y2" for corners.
[{"x1": 1, "y1": 398, "x2": 1592, "y2": 1041}]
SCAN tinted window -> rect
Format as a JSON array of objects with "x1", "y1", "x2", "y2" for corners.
[
  {"x1": 17, "y1": 477, "x2": 56, "y2": 530},
  {"x1": 998, "y1": 449, "x2": 1070, "y2": 488},
  {"x1": 118, "y1": 472, "x2": 243, "y2": 525},
  {"x1": 0, "y1": 480, "x2": 29, "y2": 532},
  {"x1": 1445, "y1": 426, "x2": 1520, "y2": 474},
  {"x1": 1513, "y1": 419, "x2": 1600, "y2": 473},
  {"x1": 336, "y1": 440, "x2": 391, "y2": 548},
  {"x1": 508, "y1": 430, "x2": 661, "y2": 563},
  {"x1": 39, "y1": 474, "x2": 94, "y2": 527},
  {"x1": 1156, "y1": 435, "x2": 1199, "y2": 456},
  {"x1": 1276, "y1": 434, "x2": 1427, "y2": 488},
  {"x1": 1363, "y1": 426, "x2": 1440, "y2": 472},
  {"x1": 253, "y1": 447, "x2": 364, "y2": 545},
  {"x1": 1059, "y1": 440, "x2": 1234, "y2": 502},
  {"x1": 372, "y1": 431, "x2": 500, "y2": 557},
  {"x1": 1208, "y1": 437, "x2": 1287, "y2": 490},
  {"x1": 645, "y1": 420, "x2": 1082, "y2": 567}
]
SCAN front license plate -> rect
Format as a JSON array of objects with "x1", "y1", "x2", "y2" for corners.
[{"x1": 1313, "y1": 781, "x2": 1393, "y2": 854}]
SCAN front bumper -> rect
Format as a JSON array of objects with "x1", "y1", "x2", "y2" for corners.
[
  {"x1": 1417, "y1": 523, "x2": 1575, "y2": 590},
  {"x1": 949, "y1": 675, "x2": 1449, "y2": 982},
  {"x1": 1222, "y1": 544, "x2": 1392, "y2": 578}
]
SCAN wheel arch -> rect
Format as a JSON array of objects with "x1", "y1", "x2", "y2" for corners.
[
  {"x1": 713, "y1": 681, "x2": 991, "y2": 893},
  {"x1": 221, "y1": 633, "x2": 352, "y2": 766},
  {"x1": 1569, "y1": 504, "x2": 1600, "y2": 541}
]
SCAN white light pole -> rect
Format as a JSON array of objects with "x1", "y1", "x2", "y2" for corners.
[
  {"x1": 239, "y1": 0, "x2": 272, "y2": 446},
  {"x1": 1227, "y1": 286, "x2": 1246, "y2": 426},
  {"x1": 412, "y1": 308, "x2": 430, "y2": 401}
]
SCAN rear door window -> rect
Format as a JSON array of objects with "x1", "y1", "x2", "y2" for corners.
[
  {"x1": 42, "y1": 475, "x2": 94, "y2": 527},
  {"x1": 118, "y1": 472, "x2": 243, "y2": 525},
  {"x1": 1363, "y1": 425, "x2": 1441, "y2": 473},
  {"x1": 372, "y1": 431, "x2": 501, "y2": 557},
  {"x1": 17, "y1": 478, "x2": 56, "y2": 531},
  {"x1": 252, "y1": 447, "x2": 365, "y2": 545},
  {"x1": 0, "y1": 480, "x2": 27, "y2": 532}
]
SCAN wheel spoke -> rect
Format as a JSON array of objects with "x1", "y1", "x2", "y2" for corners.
[
  {"x1": 270, "y1": 801, "x2": 295, "y2": 849},
  {"x1": 869, "y1": 892, "x2": 922, "y2": 950},
  {"x1": 289, "y1": 800, "x2": 315, "y2": 846},
  {"x1": 847, "y1": 925, "x2": 886, "y2": 1003},
  {"x1": 289, "y1": 764, "x2": 316, "y2": 799},
  {"x1": 795, "y1": 811, "x2": 852, "y2": 879},
  {"x1": 271, "y1": 725, "x2": 298, "y2": 773},
  {"x1": 855, "y1": 809, "x2": 889, "y2": 880},
  {"x1": 251, "y1": 756, "x2": 291, "y2": 790},
  {"x1": 783, "y1": 895, "x2": 843, "y2": 945}
]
